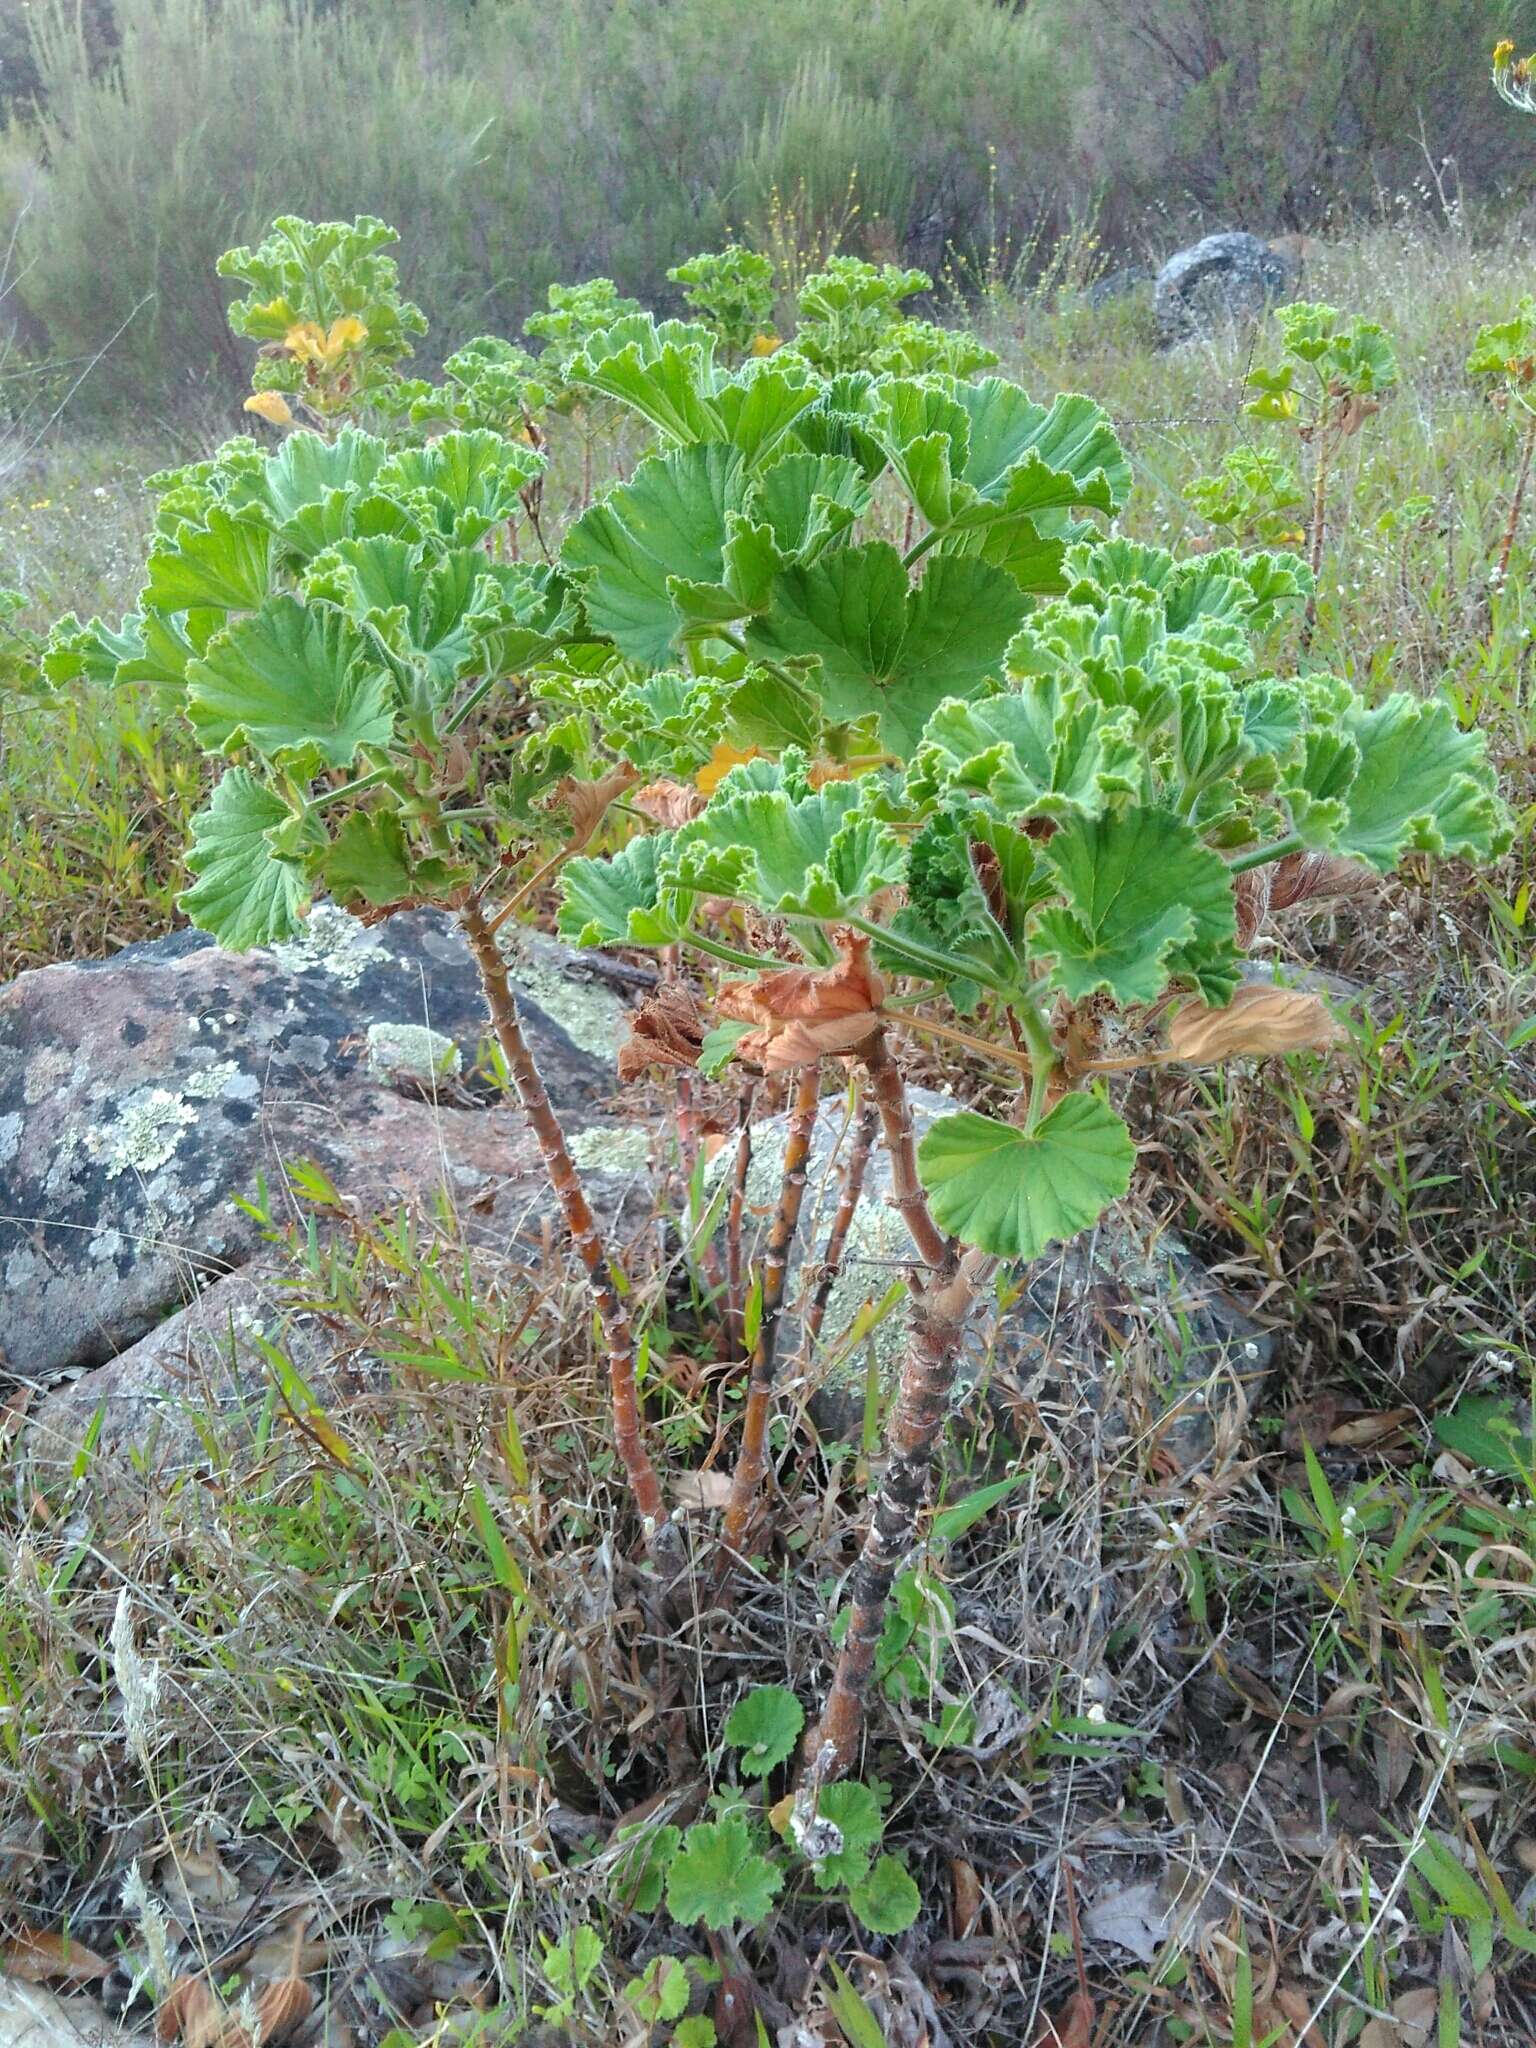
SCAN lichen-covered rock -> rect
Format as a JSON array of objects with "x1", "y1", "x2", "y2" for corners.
[
  {"x1": 708, "y1": 1087, "x2": 1273, "y2": 1463},
  {"x1": 1154, "y1": 231, "x2": 1299, "y2": 345},
  {"x1": 0, "y1": 908, "x2": 631, "y2": 1380}
]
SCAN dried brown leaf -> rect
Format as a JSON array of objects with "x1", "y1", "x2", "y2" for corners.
[
  {"x1": 1236, "y1": 850, "x2": 1373, "y2": 947},
  {"x1": 1028, "y1": 1991, "x2": 1094, "y2": 2048},
  {"x1": 0, "y1": 1927, "x2": 111, "y2": 1985},
  {"x1": 1167, "y1": 984, "x2": 1346, "y2": 1064},
  {"x1": 718, "y1": 932, "x2": 885, "y2": 1070},
  {"x1": 632, "y1": 779, "x2": 707, "y2": 828},
  {"x1": 616, "y1": 982, "x2": 707, "y2": 1083},
  {"x1": 545, "y1": 763, "x2": 638, "y2": 850}
]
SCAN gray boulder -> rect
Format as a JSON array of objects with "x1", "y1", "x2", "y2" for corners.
[
  {"x1": 0, "y1": 906, "x2": 634, "y2": 1382},
  {"x1": 1154, "y1": 231, "x2": 1299, "y2": 345}
]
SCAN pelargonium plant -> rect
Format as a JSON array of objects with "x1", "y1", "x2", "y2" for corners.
[{"x1": 49, "y1": 218, "x2": 1509, "y2": 1787}]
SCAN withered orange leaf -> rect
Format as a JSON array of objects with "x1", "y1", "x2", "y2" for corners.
[
  {"x1": 633, "y1": 779, "x2": 707, "y2": 828},
  {"x1": 617, "y1": 982, "x2": 708, "y2": 1083},
  {"x1": 718, "y1": 931, "x2": 885, "y2": 1070},
  {"x1": 0, "y1": 1925, "x2": 111, "y2": 1984},
  {"x1": 695, "y1": 741, "x2": 759, "y2": 795},
  {"x1": 545, "y1": 763, "x2": 638, "y2": 850},
  {"x1": 1236, "y1": 850, "x2": 1372, "y2": 948},
  {"x1": 1167, "y1": 983, "x2": 1346, "y2": 1063}
]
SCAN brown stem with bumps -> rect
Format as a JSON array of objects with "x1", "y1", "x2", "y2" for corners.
[
  {"x1": 801, "y1": 1089, "x2": 878, "y2": 1355},
  {"x1": 720, "y1": 1062, "x2": 821, "y2": 1557},
  {"x1": 460, "y1": 898, "x2": 680, "y2": 1576},
  {"x1": 861, "y1": 1032, "x2": 950, "y2": 1274},
  {"x1": 1496, "y1": 408, "x2": 1536, "y2": 585},
  {"x1": 803, "y1": 1241, "x2": 997, "y2": 1783}
]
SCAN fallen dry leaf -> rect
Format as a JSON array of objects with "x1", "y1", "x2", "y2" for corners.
[
  {"x1": 0, "y1": 1926, "x2": 111, "y2": 1985},
  {"x1": 719, "y1": 931, "x2": 885, "y2": 1070},
  {"x1": 672, "y1": 1469, "x2": 732, "y2": 1511},
  {"x1": 633, "y1": 778, "x2": 707, "y2": 828},
  {"x1": 950, "y1": 1857, "x2": 982, "y2": 1937},
  {"x1": 1167, "y1": 983, "x2": 1346, "y2": 1063},
  {"x1": 1028, "y1": 1990, "x2": 1094, "y2": 2048},
  {"x1": 616, "y1": 982, "x2": 707, "y2": 1082}
]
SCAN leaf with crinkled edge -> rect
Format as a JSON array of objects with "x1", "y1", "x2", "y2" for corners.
[
  {"x1": 666, "y1": 1815, "x2": 782, "y2": 1931},
  {"x1": 42, "y1": 610, "x2": 146, "y2": 687},
  {"x1": 1282, "y1": 727, "x2": 1361, "y2": 845},
  {"x1": 224, "y1": 428, "x2": 390, "y2": 559},
  {"x1": 143, "y1": 506, "x2": 275, "y2": 616},
  {"x1": 562, "y1": 443, "x2": 750, "y2": 664},
  {"x1": 917, "y1": 1095, "x2": 1136, "y2": 1259},
  {"x1": 954, "y1": 381, "x2": 1130, "y2": 513},
  {"x1": 789, "y1": 370, "x2": 889, "y2": 480},
  {"x1": 713, "y1": 361, "x2": 826, "y2": 468},
  {"x1": 118, "y1": 608, "x2": 220, "y2": 691},
  {"x1": 597, "y1": 668, "x2": 733, "y2": 773},
  {"x1": 1336, "y1": 695, "x2": 1510, "y2": 872},
  {"x1": 750, "y1": 451, "x2": 871, "y2": 562},
  {"x1": 799, "y1": 1779, "x2": 884, "y2": 1892},
  {"x1": 558, "y1": 832, "x2": 686, "y2": 948},
  {"x1": 372, "y1": 430, "x2": 543, "y2": 546},
  {"x1": 303, "y1": 536, "x2": 485, "y2": 691},
  {"x1": 1036, "y1": 807, "x2": 1239, "y2": 1006},
  {"x1": 319, "y1": 808, "x2": 416, "y2": 906},
  {"x1": 566, "y1": 313, "x2": 724, "y2": 443},
  {"x1": 666, "y1": 774, "x2": 905, "y2": 920},
  {"x1": 872, "y1": 380, "x2": 972, "y2": 528},
  {"x1": 909, "y1": 684, "x2": 1141, "y2": 821},
  {"x1": 185, "y1": 596, "x2": 395, "y2": 773},
  {"x1": 471, "y1": 561, "x2": 588, "y2": 675},
  {"x1": 179, "y1": 767, "x2": 310, "y2": 948},
  {"x1": 1236, "y1": 678, "x2": 1304, "y2": 759},
  {"x1": 746, "y1": 542, "x2": 1028, "y2": 757}
]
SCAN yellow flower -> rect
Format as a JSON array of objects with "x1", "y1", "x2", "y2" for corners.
[
  {"x1": 326, "y1": 314, "x2": 368, "y2": 355},
  {"x1": 284, "y1": 319, "x2": 329, "y2": 366},
  {"x1": 244, "y1": 390, "x2": 294, "y2": 426},
  {"x1": 1495, "y1": 37, "x2": 1516, "y2": 66},
  {"x1": 750, "y1": 332, "x2": 781, "y2": 357}
]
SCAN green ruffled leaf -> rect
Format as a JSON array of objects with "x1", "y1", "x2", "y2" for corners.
[
  {"x1": 847, "y1": 1855, "x2": 922, "y2": 1936},
  {"x1": 746, "y1": 543, "x2": 1028, "y2": 756},
  {"x1": 1035, "y1": 807, "x2": 1238, "y2": 1006},
  {"x1": 917, "y1": 1096, "x2": 1136, "y2": 1259},
  {"x1": 143, "y1": 506, "x2": 275, "y2": 616},
  {"x1": 558, "y1": 833, "x2": 685, "y2": 947},
  {"x1": 185, "y1": 596, "x2": 395, "y2": 772},
  {"x1": 1336, "y1": 695, "x2": 1510, "y2": 872},
  {"x1": 722, "y1": 1686, "x2": 804, "y2": 1778},
  {"x1": 800, "y1": 1781, "x2": 885, "y2": 1893},
  {"x1": 373, "y1": 429, "x2": 544, "y2": 546},
  {"x1": 665, "y1": 1816, "x2": 782, "y2": 1931},
  {"x1": 318, "y1": 808, "x2": 415, "y2": 906},
  {"x1": 909, "y1": 684, "x2": 1141, "y2": 820},
  {"x1": 667, "y1": 774, "x2": 905, "y2": 919},
  {"x1": 178, "y1": 767, "x2": 310, "y2": 948}
]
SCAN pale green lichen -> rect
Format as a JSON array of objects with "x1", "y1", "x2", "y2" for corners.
[
  {"x1": 183, "y1": 1060, "x2": 259, "y2": 1102},
  {"x1": 271, "y1": 903, "x2": 385, "y2": 989},
  {"x1": 85, "y1": 1087, "x2": 197, "y2": 1178},
  {"x1": 499, "y1": 930, "x2": 622, "y2": 1061},
  {"x1": 569, "y1": 1123, "x2": 653, "y2": 1173},
  {"x1": 364, "y1": 1021, "x2": 462, "y2": 1085}
]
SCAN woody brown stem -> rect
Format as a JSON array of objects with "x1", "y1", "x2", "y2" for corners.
[
  {"x1": 802, "y1": 1242, "x2": 997, "y2": 1783},
  {"x1": 1496, "y1": 409, "x2": 1536, "y2": 585},
  {"x1": 801, "y1": 1089, "x2": 878, "y2": 1355},
  {"x1": 861, "y1": 1031, "x2": 950, "y2": 1275},
  {"x1": 460, "y1": 898, "x2": 679, "y2": 1576},
  {"x1": 720, "y1": 1062, "x2": 821, "y2": 1557}
]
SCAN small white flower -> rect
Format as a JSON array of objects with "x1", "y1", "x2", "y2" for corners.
[{"x1": 1086, "y1": 1702, "x2": 1107, "y2": 1725}]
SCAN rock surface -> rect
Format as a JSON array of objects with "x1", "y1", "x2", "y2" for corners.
[
  {"x1": 1154, "y1": 231, "x2": 1299, "y2": 344},
  {"x1": 0, "y1": 906, "x2": 634, "y2": 1381}
]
